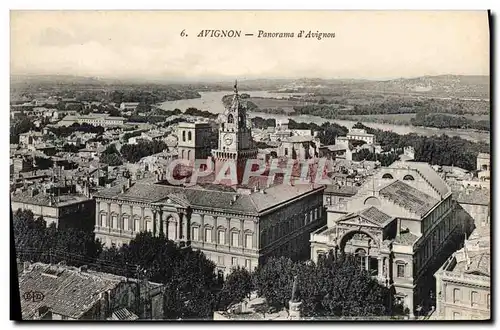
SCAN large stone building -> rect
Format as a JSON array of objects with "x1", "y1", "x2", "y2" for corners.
[
  {"x1": 11, "y1": 185, "x2": 95, "y2": 230},
  {"x1": 57, "y1": 114, "x2": 126, "y2": 127},
  {"x1": 476, "y1": 153, "x2": 490, "y2": 172},
  {"x1": 94, "y1": 84, "x2": 326, "y2": 276},
  {"x1": 434, "y1": 225, "x2": 490, "y2": 320},
  {"x1": 310, "y1": 161, "x2": 469, "y2": 317},
  {"x1": 277, "y1": 135, "x2": 320, "y2": 160},
  {"x1": 177, "y1": 122, "x2": 214, "y2": 162}
]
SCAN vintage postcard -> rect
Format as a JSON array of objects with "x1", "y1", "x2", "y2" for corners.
[{"x1": 10, "y1": 10, "x2": 491, "y2": 321}]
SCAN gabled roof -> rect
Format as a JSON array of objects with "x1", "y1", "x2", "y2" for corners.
[
  {"x1": 379, "y1": 180, "x2": 439, "y2": 217},
  {"x1": 336, "y1": 206, "x2": 394, "y2": 228},
  {"x1": 389, "y1": 161, "x2": 450, "y2": 198},
  {"x1": 359, "y1": 206, "x2": 393, "y2": 226}
]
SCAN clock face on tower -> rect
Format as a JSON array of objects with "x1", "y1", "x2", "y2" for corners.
[{"x1": 223, "y1": 134, "x2": 234, "y2": 146}]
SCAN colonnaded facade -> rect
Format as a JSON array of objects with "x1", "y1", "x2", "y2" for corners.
[{"x1": 94, "y1": 83, "x2": 326, "y2": 276}]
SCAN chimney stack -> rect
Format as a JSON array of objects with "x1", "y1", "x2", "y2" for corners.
[
  {"x1": 79, "y1": 265, "x2": 88, "y2": 272},
  {"x1": 127, "y1": 178, "x2": 132, "y2": 189}
]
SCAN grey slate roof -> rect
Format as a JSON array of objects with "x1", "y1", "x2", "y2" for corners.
[
  {"x1": 393, "y1": 231, "x2": 420, "y2": 245},
  {"x1": 389, "y1": 161, "x2": 450, "y2": 197},
  {"x1": 359, "y1": 206, "x2": 393, "y2": 226},
  {"x1": 20, "y1": 263, "x2": 122, "y2": 319},
  {"x1": 379, "y1": 180, "x2": 439, "y2": 217},
  {"x1": 95, "y1": 180, "x2": 324, "y2": 215}
]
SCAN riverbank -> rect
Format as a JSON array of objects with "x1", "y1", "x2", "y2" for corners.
[{"x1": 158, "y1": 91, "x2": 490, "y2": 143}]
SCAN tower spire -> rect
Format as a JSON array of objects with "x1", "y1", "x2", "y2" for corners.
[{"x1": 234, "y1": 79, "x2": 238, "y2": 95}]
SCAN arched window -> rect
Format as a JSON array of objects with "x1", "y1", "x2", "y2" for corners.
[
  {"x1": 122, "y1": 214, "x2": 129, "y2": 231},
  {"x1": 191, "y1": 224, "x2": 200, "y2": 241},
  {"x1": 230, "y1": 228, "x2": 240, "y2": 247},
  {"x1": 245, "y1": 230, "x2": 253, "y2": 249},
  {"x1": 188, "y1": 131, "x2": 192, "y2": 141},
  {"x1": 403, "y1": 174, "x2": 415, "y2": 181},
  {"x1": 382, "y1": 173, "x2": 393, "y2": 179},
  {"x1": 364, "y1": 196, "x2": 381, "y2": 207},
  {"x1": 187, "y1": 150, "x2": 192, "y2": 160},
  {"x1": 181, "y1": 149, "x2": 185, "y2": 159},
  {"x1": 182, "y1": 131, "x2": 186, "y2": 142},
  {"x1": 134, "y1": 217, "x2": 141, "y2": 232},
  {"x1": 227, "y1": 114, "x2": 234, "y2": 124}
]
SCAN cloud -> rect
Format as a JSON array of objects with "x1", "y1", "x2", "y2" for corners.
[{"x1": 10, "y1": 11, "x2": 490, "y2": 80}]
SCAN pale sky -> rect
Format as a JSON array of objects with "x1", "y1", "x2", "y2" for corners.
[{"x1": 10, "y1": 11, "x2": 490, "y2": 80}]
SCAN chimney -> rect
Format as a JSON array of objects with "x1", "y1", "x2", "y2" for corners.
[
  {"x1": 79, "y1": 265, "x2": 88, "y2": 272},
  {"x1": 121, "y1": 185, "x2": 126, "y2": 193},
  {"x1": 127, "y1": 177, "x2": 132, "y2": 188},
  {"x1": 396, "y1": 218, "x2": 401, "y2": 237}
]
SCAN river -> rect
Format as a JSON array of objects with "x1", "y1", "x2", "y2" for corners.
[{"x1": 159, "y1": 91, "x2": 490, "y2": 143}]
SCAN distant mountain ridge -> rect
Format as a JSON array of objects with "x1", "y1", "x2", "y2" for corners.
[{"x1": 10, "y1": 74, "x2": 489, "y2": 98}]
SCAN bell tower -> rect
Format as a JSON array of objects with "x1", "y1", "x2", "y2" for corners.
[{"x1": 212, "y1": 81, "x2": 258, "y2": 184}]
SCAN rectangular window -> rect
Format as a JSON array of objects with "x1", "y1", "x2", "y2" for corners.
[
  {"x1": 205, "y1": 228, "x2": 212, "y2": 243},
  {"x1": 218, "y1": 256, "x2": 224, "y2": 266},
  {"x1": 245, "y1": 259, "x2": 251, "y2": 269},
  {"x1": 231, "y1": 232, "x2": 239, "y2": 247},
  {"x1": 100, "y1": 214, "x2": 107, "y2": 227},
  {"x1": 192, "y1": 227, "x2": 199, "y2": 241},
  {"x1": 218, "y1": 230, "x2": 225, "y2": 244},
  {"x1": 111, "y1": 215, "x2": 118, "y2": 229},
  {"x1": 453, "y1": 288, "x2": 461, "y2": 304},
  {"x1": 134, "y1": 218, "x2": 141, "y2": 232},
  {"x1": 397, "y1": 264, "x2": 405, "y2": 278},
  {"x1": 122, "y1": 216, "x2": 129, "y2": 231},
  {"x1": 232, "y1": 257, "x2": 238, "y2": 266},
  {"x1": 146, "y1": 221, "x2": 152, "y2": 232},
  {"x1": 471, "y1": 291, "x2": 479, "y2": 307},
  {"x1": 325, "y1": 196, "x2": 331, "y2": 205}
]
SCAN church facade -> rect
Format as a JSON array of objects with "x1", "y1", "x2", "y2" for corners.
[{"x1": 310, "y1": 161, "x2": 469, "y2": 317}]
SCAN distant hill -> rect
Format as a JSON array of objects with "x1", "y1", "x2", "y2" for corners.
[{"x1": 10, "y1": 74, "x2": 490, "y2": 99}]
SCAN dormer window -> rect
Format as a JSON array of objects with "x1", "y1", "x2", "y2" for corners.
[{"x1": 227, "y1": 114, "x2": 234, "y2": 124}]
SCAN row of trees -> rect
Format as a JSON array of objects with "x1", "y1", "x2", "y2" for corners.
[
  {"x1": 353, "y1": 122, "x2": 490, "y2": 171},
  {"x1": 410, "y1": 112, "x2": 490, "y2": 131},
  {"x1": 120, "y1": 140, "x2": 168, "y2": 163},
  {"x1": 14, "y1": 209, "x2": 403, "y2": 320},
  {"x1": 48, "y1": 123, "x2": 105, "y2": 137},
  {"x1": 219, "y1": 255, "x2": 405, "y2": 319}
]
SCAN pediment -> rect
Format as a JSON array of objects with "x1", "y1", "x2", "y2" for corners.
[{"x1": 338, "y1": 214, "x2": 382, "y2": 228}]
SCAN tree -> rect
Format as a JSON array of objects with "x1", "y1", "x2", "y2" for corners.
[
  {"x1": 253, "y1": 257, "x2": 297, "y2": 311},
  {"x1": 97, "y1": 232, "x2": 219, "y2": 320},
  {"x1": 253, "y1": 255, "x2": 397, "y2": 318},
  {"x1": 13, "y1": 209, "x2": 102, "y2": 265},
  {"x1": 217, "y1": 266, "x2": 254, "y2": 310}
]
